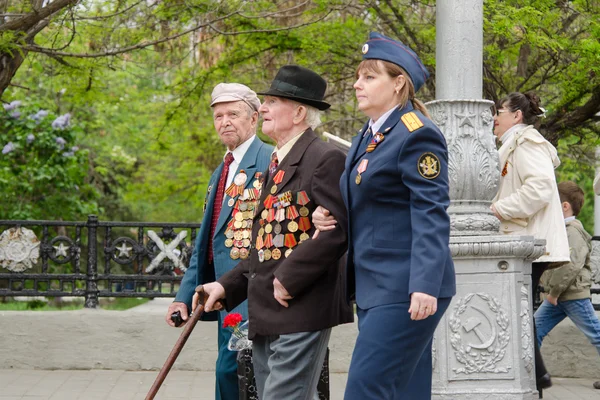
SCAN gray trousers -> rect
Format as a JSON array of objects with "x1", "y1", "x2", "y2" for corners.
[{"x1": 252, "y1": 328, "x2": 331, "y2": 400}]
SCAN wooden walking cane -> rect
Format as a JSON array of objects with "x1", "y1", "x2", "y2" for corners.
[{"x1": 146, "y1": 286, "x2": 222, "y2": 400}]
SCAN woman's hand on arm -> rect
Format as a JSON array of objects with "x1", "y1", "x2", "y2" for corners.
[{"x1": 311, "y1": 205, "x2": 338, "y2": 239}]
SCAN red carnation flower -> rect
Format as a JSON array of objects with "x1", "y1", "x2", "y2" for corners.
[{"x1": 223, "y1": 312, "x2": 243, "y2": 329}]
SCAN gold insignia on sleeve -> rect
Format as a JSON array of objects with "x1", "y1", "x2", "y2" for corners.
[
  {"x1": 418, "y1": 152, "x2": 441, "y2": 179},
  {"x1": 401, "y1": 112, "x2": 424, "y2": 132}
]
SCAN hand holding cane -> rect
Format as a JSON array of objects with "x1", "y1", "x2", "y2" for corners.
[{"x1": 145, "y1": 285, "x2": 223, "y2": 400}]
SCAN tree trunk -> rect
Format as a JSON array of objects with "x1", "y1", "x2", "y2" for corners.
[{"x1": 0, "y1": 49, "x2": 27, "y2": 96}]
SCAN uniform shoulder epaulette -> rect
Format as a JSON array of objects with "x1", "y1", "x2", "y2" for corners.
[{"x1": 401, "y1": 112, "x2": 424, "y2": 133}]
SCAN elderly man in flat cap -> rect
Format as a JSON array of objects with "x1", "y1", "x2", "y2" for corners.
[
  {"x1": 195, "y1": 65, "x2": 353, "y2": 400},
  {"x1": 165, "y1": 82, "x2": 273, "y2": 400}
]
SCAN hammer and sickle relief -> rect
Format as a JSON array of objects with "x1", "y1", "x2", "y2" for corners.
[{"x1": 462, "y1": 305, "x2": 497, "y2": 350}]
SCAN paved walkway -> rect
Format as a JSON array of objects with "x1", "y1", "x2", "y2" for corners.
[{"x1": 0, "y1": 369, "x2": 599, "y2": 400}]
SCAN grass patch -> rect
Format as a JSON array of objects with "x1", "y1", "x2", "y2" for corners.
[{"x1": 0, "y1": 297, "x2": 149, "y2": 311}]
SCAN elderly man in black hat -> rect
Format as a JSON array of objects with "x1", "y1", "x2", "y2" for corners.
[{"x1": 195, "y1": 65, "x2": 353, "y2": 400}]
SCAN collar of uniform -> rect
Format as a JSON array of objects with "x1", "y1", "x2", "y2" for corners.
[
  {"x1": 369, "y1": 104, "x2": 401, "y2": 134},
  {"x1": 273, "y1": 130, "x2": 305, "y2": 163},
  {"x1": 225, "y1": 134, "x2": 256, "y2": 164},
  {"x1": 564, "y1": 216, "x2": 576, "y2": 224}
]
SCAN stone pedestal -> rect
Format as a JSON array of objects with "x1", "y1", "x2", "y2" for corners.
[
  {"x1": 426, "y1": 97, "x2": 543, "y2": 398},
  {"x1": 432, "y1": 235, "x2": 544, "y2": 400}
]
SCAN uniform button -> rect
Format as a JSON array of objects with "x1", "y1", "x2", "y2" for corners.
[{"x1": 251, "y1": 273, "x2": 257, "y2": 279}]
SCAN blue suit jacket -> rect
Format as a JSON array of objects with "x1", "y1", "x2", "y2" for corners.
[
  {"x1": 176, "y1": 136, "x2": 273, "y2": 320},
  {"x1": 340, "y1": 102, "x2": 456, "y2": 309}
]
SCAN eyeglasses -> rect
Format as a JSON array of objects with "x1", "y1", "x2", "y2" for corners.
[{"x1": 495, "y1": 109, "x2": 509, "y2": 116}]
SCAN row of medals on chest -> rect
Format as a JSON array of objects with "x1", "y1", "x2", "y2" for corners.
[
  {"x1": 223, "y1": 171, "x2": 263, "y2": 261},
  {"x1": 256, "y1": 192, "x2": 311, "y2": 262}
]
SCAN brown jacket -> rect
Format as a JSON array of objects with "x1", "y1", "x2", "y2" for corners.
[{"x1": 219, "y1": 129, "x2": 354, "y2": 339}]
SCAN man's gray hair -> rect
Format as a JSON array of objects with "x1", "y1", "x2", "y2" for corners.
[{"x1": 303, "y1": 105, "x2": 322, "y2": 130}]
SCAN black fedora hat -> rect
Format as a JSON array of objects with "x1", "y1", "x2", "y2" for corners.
[{"x1": 257, "y1": 65, "x2": 331, "y2": 110}]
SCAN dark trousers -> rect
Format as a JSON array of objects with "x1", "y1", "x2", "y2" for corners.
[
  {"x1": 344, "y1": 298, "x2": 452, "y2": 400},
  {"x1": 532, "y1": 262, "x2": 549, "y2": 382}
]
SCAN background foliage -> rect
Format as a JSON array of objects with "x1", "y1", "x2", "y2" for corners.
[{"x1": 1, "y1": 0, "x2": 599, "y2": 231}]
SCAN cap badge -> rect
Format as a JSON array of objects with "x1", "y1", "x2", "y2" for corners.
[{"x1": 362, "y1": 44, "x2": 369, "y2": 54}]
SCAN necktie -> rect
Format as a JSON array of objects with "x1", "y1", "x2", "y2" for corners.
[
  {"x1": 208, "y1": 152, "x2": 234, "y2": 262},
  {"x1": 357, "y1": 127, "x2": 372, "y2": 157},
  {"x1": 269, "y1": 152, "x2": 279, "y2": 177}
]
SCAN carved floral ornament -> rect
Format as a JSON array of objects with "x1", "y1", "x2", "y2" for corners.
[
  {"x1": 449, "y1": 292, "x2": 510, "y2": 375},
  {"x1": 0, "y1": 227, "x2": 40, "y2": 272},
  {"x1": 520, "y1": 285, "x2": 534, "y2": 375}
]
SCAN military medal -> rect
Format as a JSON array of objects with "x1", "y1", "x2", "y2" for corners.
[
  {"x1": 261, "y1": 209, "x2": 268, "y2": 219},
  {"x1": 225, "y1": 229, "x2": 234, "y2": 239},
  {"x1": 288, "y1": 220, "x2": 299, "y2": 233},
  {"x1": 264, "y1": 249, "x2": 272, "y2": 261},
  {"x1": 298, "y1": 216, "x2": 311, "y2": 243},
  {"x1": 240, "y1": 248, "x2": 249, "y2": 259},
  {"x1": 230, "y1": 247, "x2": 240, "y2": 260},
  {"x1": 265, "y1": 223, "x2": 273, "y2": 234},
  {"x1": 234, "y1": 171, "x2": 247, "y2": 186},
  {"x1": 284, "y1": 233, "x2": 297, "y2": 258},
  {"x1": 225, "y1": 238, "x2": 233, "y2": 248},
  {"x1": 272, "y1": 248, "x2": 282, "y2": 260},
  {"x1": 258, "y1": 227, "x2": 265, "y2": 237},
  {"x1": 258, "y1": 249, "x2": 265, "y2": 262},
  {"x1": 356, "y1": 159, "x2": 368, "y2": 185},
  {"x1": 234, "y1": 220, "x2": 242, "y2": 229},
  {"x1": 297, "y1": 191, "x2": 310, "y2": 216},
  {"x1": 239, "y1": 202, "x2": 248, "y2": 212},
  {"x1": 227, "y1": 198, "x2": 235, "y2": 207},
  {"x1": 242, "y1": 238, "x2": 250, "y2": 248},
  {"x1": 270, "y1": 185, "x2": 277, "y2": 194}
]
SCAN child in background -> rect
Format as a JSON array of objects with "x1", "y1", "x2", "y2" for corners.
[{"x1": 534, "y1": 181, "x2": 600, "y2": 390}]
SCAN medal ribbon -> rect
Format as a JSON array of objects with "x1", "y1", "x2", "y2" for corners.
[
  {"x1": 273, "y1": 170, "x2": 285, "y2": 184},
  {"x1": 266, "y1": 208, "x2": 276, "y2": 222},
  {"x1": 286, "y1": 205, "x2": 299, "y2": 220},
  {"x1": 298, "y1": 216, "x2": 311, "y2": 232},
  {"x1": 264, "y1": 234, "x2": 273, "y2": 249},
  {"x1": 284, "y1": 233, "x2": 298, "y2": 249},
  {"x1": 296, "y1": 191, "x2": 310, "y2": 205}
]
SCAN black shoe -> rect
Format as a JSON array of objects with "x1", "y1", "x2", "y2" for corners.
[
  {"x1": 537, "y1": 373, "x2": 553, "y2": 390},
  {"x1": 594, "y1": 380, "x2": 600, "y2": 389}
]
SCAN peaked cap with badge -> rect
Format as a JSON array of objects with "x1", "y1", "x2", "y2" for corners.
[{"x1": 341, "y1": 32, "x2": 456, "y2": 400}]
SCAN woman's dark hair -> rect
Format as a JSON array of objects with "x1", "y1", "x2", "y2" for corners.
[{"x1": 497, "y1": 91, "x2": 544, "y2": 125}]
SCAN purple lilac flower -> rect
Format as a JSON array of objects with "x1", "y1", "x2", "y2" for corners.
[
  {"x1": 10, "y1": 111, "x2": 21, "y2": 119},
  {"x1": 26, "y1": 134, "x2": 35, "y2": 144},
  {"x1": 2, "y1": 142, "x2": 14, "y2": 154},
  {"x1": 29, "y1": 110, "x2": 49, "y2": 123},
  {"x1": 55, "y1": 137, "x2": 67, "y2": 150},
  {"x1": 51, "y1": 113, "x2": 71, "y2": 130},
  {"x1": 71, "y1": 146, "x2": 79, "y2": 152},
  {"x1": 62, "y1": 151, "x2": 75, "y2": 157},
  {"x1": 3, "y1": 100, "x2": 22, "y2": 111}
]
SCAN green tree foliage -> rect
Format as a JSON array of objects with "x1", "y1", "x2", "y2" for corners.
[
  {"x1": 0, "y1": 101, "x2": 100, "y2": 219},
  {"x1": 0, "y1": 1, "x2": 599, "y2": 229}
]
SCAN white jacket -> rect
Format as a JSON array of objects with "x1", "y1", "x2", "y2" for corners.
[{"x1": 492, "y1": 125, "x2": 570, "y2": 263}]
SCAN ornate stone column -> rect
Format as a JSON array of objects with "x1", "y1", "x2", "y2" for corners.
[{"x1": 430, "y1": 0, "x2": 541, "y2": 398}]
